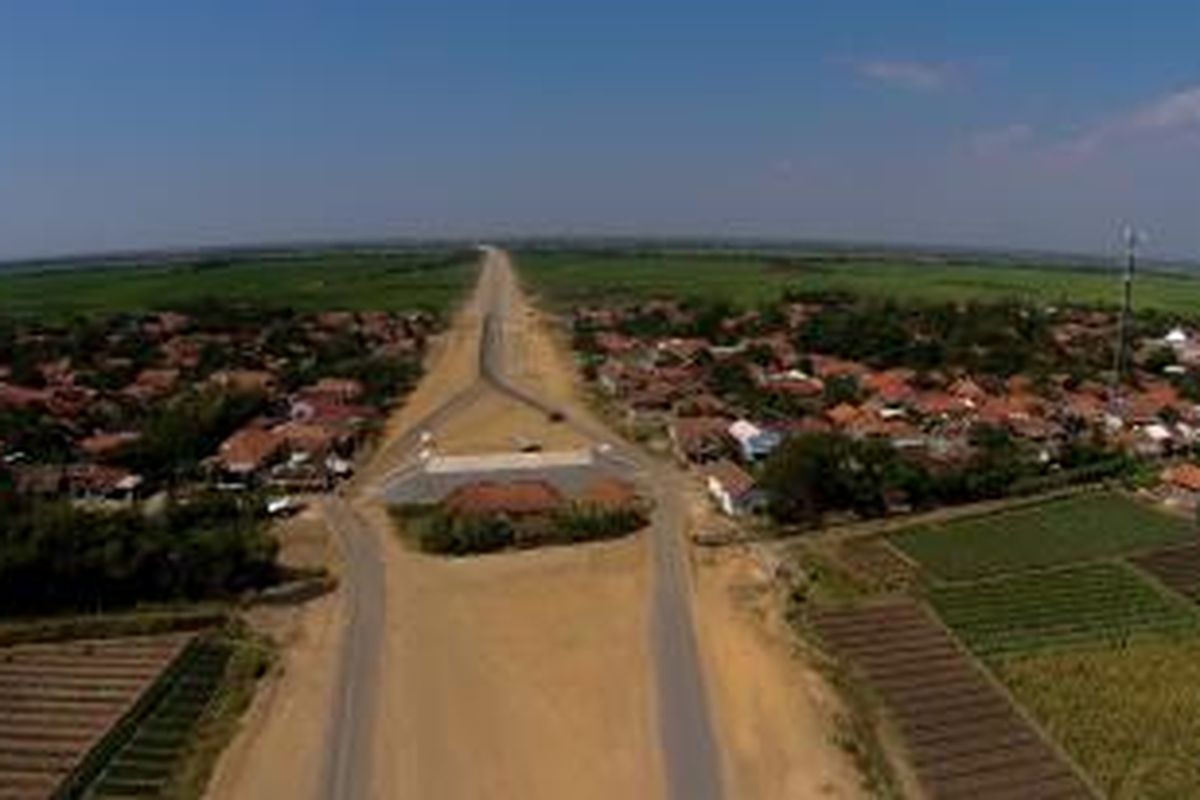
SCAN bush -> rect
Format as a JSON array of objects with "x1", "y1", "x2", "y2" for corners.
[
  {"x1": 549, "y1": 505, "x2": 646, "y2": 544},
  {"x1": 412, "y1": 512, "x2": 515, "y2": 556},
  {"x1": 0, "y1": 493, "x2": 280, "y2": 615}
]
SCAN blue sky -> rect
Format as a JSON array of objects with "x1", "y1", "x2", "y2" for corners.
[{"x1": 2, "y1": 1, "x2": 1199, "y2": 260}]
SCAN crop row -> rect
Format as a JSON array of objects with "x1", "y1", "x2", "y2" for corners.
[
  {"x1": 812, "y1": 602, "x2": 1092, "y2": 799},
  {"x1": 931, "y1": 562, "x2": 1198, "y2": 656},
  {"x1": 1129, "y1": 540, "x2": 1200, "y2": 601},
  {"x1": 0, "y1": 634, "x2": 192, "y2": 800},
  {"x1": 890, "y1": 493, "x2": 1194, "y2": 581},
  {"x1": 84, "y1": 638, "x2": 231, "y2": 798}
]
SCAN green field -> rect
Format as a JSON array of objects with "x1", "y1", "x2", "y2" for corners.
[
  {"x1": 930, "y1": 562, "x2": 1197, "y2": 656},
  {"x1": 516, "y1": 250, "x2": 1200, "y2": 314},
  {"x1": 0, "y1": 250, "x2": 479, "y2": 319},
  {"x1": 889, "y1": 494, "x2": 1195, "y2": 581},
  {"x1": 994, "y1": 638, "x2": 1200, "y2": 799}
]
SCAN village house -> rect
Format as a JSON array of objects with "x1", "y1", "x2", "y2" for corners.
[
  {"x1": 727, "y1": 419, "x2": 783, "y2": 462},
  {"x1": 1160, "y1": 462, "x2": 1200, "y2": 508},
  {"x1": 0, "y1": 383, "x2": 52, "y2": 411},
  {"x1": 210, "y1": 369, "x2": 277, "y2": 396},
  {"x1": 214, "y1": 427, "x2": 285, "y2": 487},
  {"x1": 122, "y1": 369, "x2": 180, "y2": 403},
  {"x1": 576, "y1": 476, "x2": 640, "y2": 512},
  {"x1": 704, "y1": 459, "x2": 764, "y2": 516},
  {"x1": 303, "y1": 377, "x2": 365, "y2": 404},
  {"x1": 63, "y1": 463, "x2": 144, "y2": 504},
  {"x1": 78, "y1": 431, "x2": 142, "y2": 461},
  {"x1": 444, "y1": 480, "x2": 565, "y2": 518},
  {"x1": 669, "y1": 417, "x2": 733, "y2": 463}
]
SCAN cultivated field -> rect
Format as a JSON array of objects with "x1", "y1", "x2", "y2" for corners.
[
  {"x1": 994, "y1": 638, "x2": 1200, "y2": 799},
  {"x1": 929, "y1": 562, "x2": 1199, "y2": 656},
  {"x1": 518, "y1": 249, "x2": 1200, "y2": 314},
  {"x1": 80, "y1": 636, "x2": 237, "y2": 798},
  {"x1": 1128, "y1": 540, "x2": 1200, "y2": 601},
  {"x1": 811, "y1": 602, "x2": 1092, "y2": 799},
  {"x1": 0, "y1": 633, "x2": 192, "y2": 799},
  {"x1": 889, "y1": 493, "x2": 1195, "y2": 581},
  {"x1": 0, "y1": 250, "x2": 477, "y2": 318}
]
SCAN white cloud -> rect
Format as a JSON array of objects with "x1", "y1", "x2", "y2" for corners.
[
  {"x1": 969, "y1": 123, "x2": 1034, "y2": 157},
  {"x1": 848, "y1": 59, "x2": 951, "y2": 92},
  {"x1": 1067, "y1": 84, "x2": 1200, "y2": 157}
]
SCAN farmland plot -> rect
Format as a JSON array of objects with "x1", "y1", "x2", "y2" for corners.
[
  {"x1": 930, "y1": 563, "x2": 1198, "y2": 657},
  {"x1": 1128, "y1": 540, "x2": 1200, "y2": 601},
  {"x1": 81, "y1": 637, "x2": 233, "y2": 798},
  {"x1": 890, "y1": 494, "x2": 1194, "y2": 581},
  {"x1": 812, "y1": 602, "x2": 1093, "y2": 799},
  {"x1": 0, "y1": 633, "x2": 192, "y2": 799},
  {"x1": 995, "y1": 638, "x2": 1200, "y2": 799}
]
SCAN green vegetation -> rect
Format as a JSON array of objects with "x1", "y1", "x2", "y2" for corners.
[
  {"x1": 390, "y1": 504, "x2": 645, "y2": 556},
  {"x1": 0, "y1": 249, "x2": 478, "y2": 319},
  {"x1": 518, "y1": 249, "x2": 1200, "y2": 315},
  {"x1": 759, "y1": 431, "x2": 1124, "y2": 529},
  {"x1": 0, "y1": 492, "x2": 280, "y2": 615},
  {"x1": 994, "y1": 638, "x2": 1200, "y2": 799},
  {"x1": 889, "y1": 493, "x2": 1194, "y2": 581},
  {"x1": 929, "y1": 562, "x2": 1198, "y2": 656},
  {"x1": 58, "y1": 625, "x2": 272, "y2": 800}
]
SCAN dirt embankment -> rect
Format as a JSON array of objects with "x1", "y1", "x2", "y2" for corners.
[{"x1": 694, "y1": 545, "x2": 868, "y2": 799}]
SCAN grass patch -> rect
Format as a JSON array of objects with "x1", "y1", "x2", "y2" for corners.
[
  {"x1": 0, "y1": 249, "x2": 478, "y2": 319},
  {"x1": 930, "y1": 562, "x2": 1198, "y2": 656},
  {"x1": 889, "y1": 493, "x2": 1195, "y2": 581},
  {"x1": 159, "y1": 624, "x2": 274, "y2": 799},
  {"x1": 516, "y1": 249, "x2": 1200, "y2": 314},
  {"x1": 993, "y1": 637, "x2": 1200, "y2": 799}
]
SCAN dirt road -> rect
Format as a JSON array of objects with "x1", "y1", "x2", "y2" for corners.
[
  {"x1": 210, "y1": 247, "x2": 864, "y2": 800},
  {"x1": 353, "y1": 248, "x2": 673, "y2": 799}
]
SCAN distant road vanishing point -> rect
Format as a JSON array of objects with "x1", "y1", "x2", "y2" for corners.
[{"x1": 320, "y1": 246, "x2": 722, "y2": 800}]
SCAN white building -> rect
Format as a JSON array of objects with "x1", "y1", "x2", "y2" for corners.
[{"x1": 727, "y1": 419, "x2": 783, "y2": 462}]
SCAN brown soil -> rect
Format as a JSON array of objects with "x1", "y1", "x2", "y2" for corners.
[
  {"x1": 693, "y1": 545, "x2": 869, "y2": 799},
  {"x1": 366, "y1": 520, "x2": 664, "y2": 799}
]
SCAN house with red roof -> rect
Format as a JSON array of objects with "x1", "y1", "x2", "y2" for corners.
[
  {"x1": 1161, "y1": 462, "x2": 1200, "y2": 507},
  {"x1": 704, "y1": 459, "x2": 764, "y2": 516},
  {"x1": 669, "y1": 417, "x2": 733, "y2": 463},
  {"x1": 444, "y1": 480, "x2": 565, "y2": 517}
]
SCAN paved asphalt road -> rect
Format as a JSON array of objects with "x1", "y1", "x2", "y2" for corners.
[{"x1": 320, "y1": 247, "x2": 722, "y2": 800}]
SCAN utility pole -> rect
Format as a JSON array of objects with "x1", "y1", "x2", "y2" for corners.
[{"x1": 1111, "y1": 225, "x2": 1139, "y2": 409}]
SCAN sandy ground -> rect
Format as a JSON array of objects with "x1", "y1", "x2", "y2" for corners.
[
  {"x1": 694, "y1": 547, "x2": 867, "y2": 799},
  {"x1": 365, "y1": 505, "x2": 664, "y2": 799},
  {"x1": 206, "y1": 588, "x2": 342, "y2": 800},
  {"x1": 433, "y1": 389, "x2": 589, "y2": 453},
  {"x1": 360, "y1": 252, "x2": 664, "y2": 798}
]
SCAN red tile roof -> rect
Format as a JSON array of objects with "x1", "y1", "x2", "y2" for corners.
[
  {"x1": 705, "y1": 459, "x2": 757, "y2": 499},
  {"x1": 1163, "y1": 463, "x2": 1200, "y2": 493},
  {"x1": 579, "y1": 477, "x2": 638, "y2": 510},
  {"x1": 79, "y1": 431, "x2": 142, "y2": 459},
  {"x1": 217, "y1": 427, "x2": 284, "y2": 474},
  {"x1": 826, "y1": 403, "x2": 861, "y2": 428},
  {"x1": 444, "y1": 480, "x2": 564, "y2": 516},
  {"x1": 0, "y1": 383, "x2": 52, "y2": 410},
  {"x1": 308, "y1": 378, "x2": 365, "y2": 402}
]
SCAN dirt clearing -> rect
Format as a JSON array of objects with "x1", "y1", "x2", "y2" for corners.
[{"x1": 368, "y1": 527, "x2": 665, "y2": 799}]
